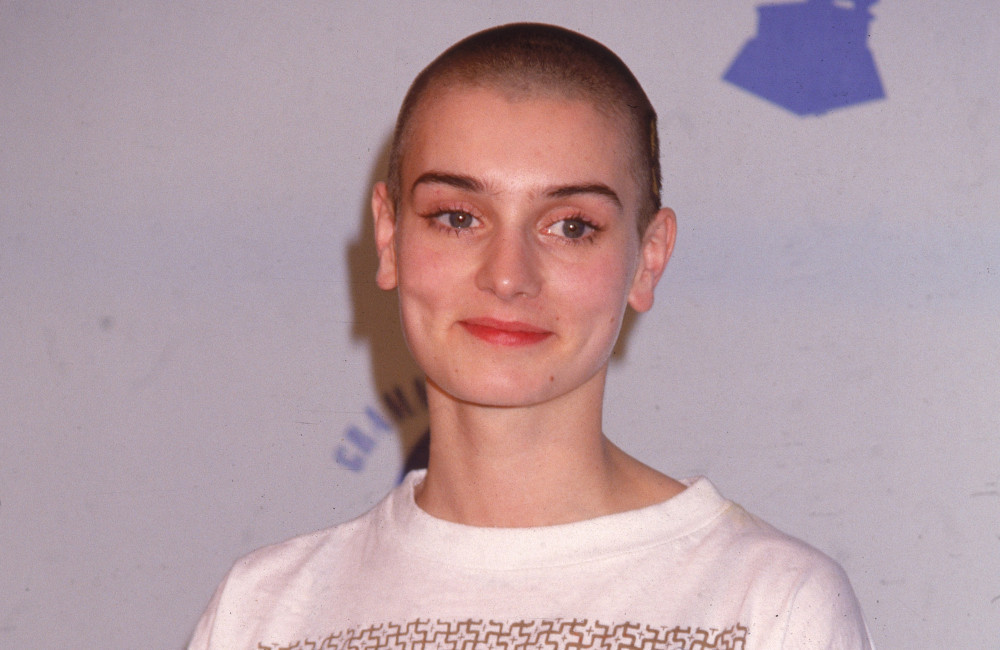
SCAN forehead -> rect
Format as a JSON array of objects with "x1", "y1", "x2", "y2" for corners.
[{"x1": 402, "y1": 83, "x2": 638, "y2": 204}]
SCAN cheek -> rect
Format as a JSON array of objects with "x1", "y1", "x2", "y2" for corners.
[
  {"x1": 395, "y1": 240, "x2": 463, "y2": 327},
  {"x1": 551, "y1": 251, "x2": 635, "y2": 320}
]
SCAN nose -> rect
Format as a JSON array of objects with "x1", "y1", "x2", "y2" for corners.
[{"x1": 475, "y1": 227, "x2": 542, "y2": 300}]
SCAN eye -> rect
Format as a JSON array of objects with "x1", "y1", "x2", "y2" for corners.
[
  {"x1": 547, "y1": 217, "x2": 595, "y2": 240},
  {"x1": 434, "y1": 210, "x2": 478, "y2": 230}
]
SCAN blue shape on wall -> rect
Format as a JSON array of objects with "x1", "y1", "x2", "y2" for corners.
[{"x1": 723, "y1": 0, "x2": 885, "y2": 115}]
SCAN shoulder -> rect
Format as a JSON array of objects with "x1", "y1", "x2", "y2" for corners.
[
  {"x1": 229, "y1": 514, "x2": 365, "y2": 586},
  {"x1": 187, "y1": 478, "x2": 417, "y2": 649},
  {"x1": 678, "y1": 478, "x2": 846, "y2": 576},
  {"x1": 224, "y1": 474, "x2": 415, "y2": 593},
  {"x1": 681, "y1": 480, "x2": 873, "y2": 648}
]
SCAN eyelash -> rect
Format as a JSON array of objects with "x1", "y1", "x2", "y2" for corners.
[
  {"x1": 545, "y1": 214, "x2": 602, "y2": 245},
  {"x1": 419, "y1": 208, "x2": 602, "y2": 244},
  {"x1": 421, "y1": 208, "x2": 480, "y2": 236}
]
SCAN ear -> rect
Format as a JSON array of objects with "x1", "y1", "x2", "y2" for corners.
[
  {"x1": 372, "y1": 181, "x2": 399, "y2": 291},
  {"x1": 627, "y1": 207, "x2": 676, "y2": 313}
]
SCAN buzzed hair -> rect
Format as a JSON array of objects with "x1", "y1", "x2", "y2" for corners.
[{"x1": 385, "y1": 23, "x2": 663, "y2": 235}]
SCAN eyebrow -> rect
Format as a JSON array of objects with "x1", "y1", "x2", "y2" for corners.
[
  {"x1": 411, "y1": 172, "x2": 622, "y2": 210},
  {"x1": 410, "y1": 172, "x2": 485, "y2": 196},
  {"x1": 544, "y1": 183, "x2": 622, "y2": 210}
]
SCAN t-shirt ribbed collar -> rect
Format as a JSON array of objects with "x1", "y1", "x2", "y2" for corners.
[{"x1": 378, "y1": 470, "x2": 731, "y2": 570}]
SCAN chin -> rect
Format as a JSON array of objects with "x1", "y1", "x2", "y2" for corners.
[{"x1": 428, "y1": 373, "x2": 563, "y2": 409}]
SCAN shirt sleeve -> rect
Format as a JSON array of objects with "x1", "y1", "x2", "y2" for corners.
[
  {"x1": 779, "y1": 561, "x2": 875, "y2": 649},
  {"x1": 185, "y1": 574, "x2": 227, "y2": 650}
]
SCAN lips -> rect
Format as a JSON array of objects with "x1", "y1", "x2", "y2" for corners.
[{"x1": 459, "y1": 317, "x2": 553, "y2": 346}]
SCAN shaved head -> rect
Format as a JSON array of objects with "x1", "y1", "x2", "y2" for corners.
[{"x1": 385, "y1": 23, "x2": 662, "y2": 235}]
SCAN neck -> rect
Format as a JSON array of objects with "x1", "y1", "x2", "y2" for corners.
[{"x1": 414, "y1": 370, "x2": 684, "y2": 527}]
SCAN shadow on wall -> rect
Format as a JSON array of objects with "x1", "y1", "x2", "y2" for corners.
[
  {"x1": 346, "y1": 134, "x2": 430, "y2": 477},
  {"x1": 723, "y1": 0, "x2": 885, "y2": 115}
]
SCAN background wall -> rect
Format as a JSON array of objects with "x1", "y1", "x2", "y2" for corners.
[{"x1": 2, "y1": 1, "x2": 997, "y2": 648}]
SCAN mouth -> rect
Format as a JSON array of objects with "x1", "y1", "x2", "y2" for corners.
[{"x1": 459, "y1": 317, "x2": 553, "y2": 346}]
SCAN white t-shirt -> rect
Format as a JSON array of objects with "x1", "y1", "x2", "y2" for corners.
[{"x1": 189, "y1": 470, "x2": 874, "y2": 649}]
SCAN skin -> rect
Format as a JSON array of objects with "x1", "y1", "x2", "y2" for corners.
[{"x1": 372, "y1": 83, "x2": 683, "y2": 527}]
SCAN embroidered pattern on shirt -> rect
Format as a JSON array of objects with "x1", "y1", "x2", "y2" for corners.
[{"x1": 257, "y1": 618, "x2": 749, "y2": 649}]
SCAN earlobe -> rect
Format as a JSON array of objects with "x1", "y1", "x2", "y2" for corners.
[
  {"x1": 627, "y1": 207, "x2": 677, "y2": 313},
  {"x1": 372, "y1": 182, "x2": 399, "y2": 291}
]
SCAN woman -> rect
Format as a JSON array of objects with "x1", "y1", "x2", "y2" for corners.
[{"x1": 190, "y1": 23, "x2": 873, "y2": 649}]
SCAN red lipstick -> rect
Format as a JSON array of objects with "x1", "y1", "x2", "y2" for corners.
[{"x1": 459, "y1": 318, "x2": 552, "y2": 346}]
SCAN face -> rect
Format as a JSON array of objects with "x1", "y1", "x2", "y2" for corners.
[{"x1": 373, "y1": 84, "x2": 675, "y2": 409}]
